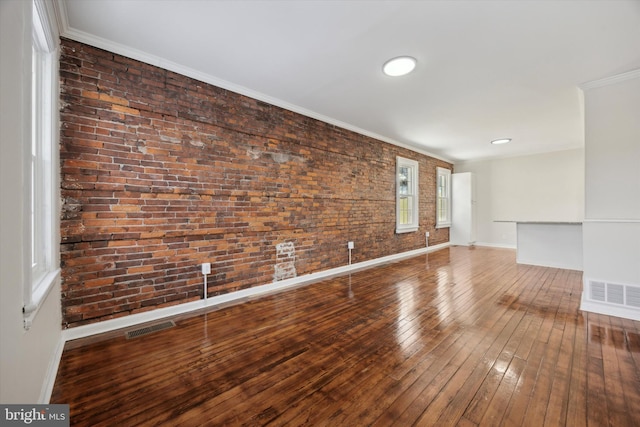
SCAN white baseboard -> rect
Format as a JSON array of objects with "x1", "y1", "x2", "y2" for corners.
[
  {"x1": 41, "y1": 335, "x2": 65, "y2": 403},
  {"x1": 580, "y1": 295, "x2": 640, "y2": 321},
  {"x1": 48, "y1": 243, "x2": 450, "y2": 402},
  {"x1": 62, "y1": 242, "x2": 450, "y2": 343},
  {"x1": 516, "y1": 257, "x2": 583, "y2": 271},
  {"x1": 62, "y1": 299, "x2": 208, "y2": 342},
  {"x1": 473, "y1": 242, "x2": 517, "y2": 250}
]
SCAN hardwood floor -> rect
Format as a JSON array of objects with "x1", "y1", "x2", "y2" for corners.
[{"x1": 51, "y1": 246, "x2": 640, "y2": 426}]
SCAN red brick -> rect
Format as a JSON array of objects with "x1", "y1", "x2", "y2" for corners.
[{"x1": 59, "y1": 39, "x2": 452, "y2": 328}]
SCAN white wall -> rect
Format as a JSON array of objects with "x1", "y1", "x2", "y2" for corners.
[
  {"x1": 581, "y1": 71, "x2": 640, "y2": 320},
  {"x1": 516, "y1": 222, "x2": 583, "y2": 270},
  {"x1": 0, "y1": 0, "x2": 62, "y2": 403},
  {"x1": 455, "y1": 148, "x2": 585, "y2": 248},
  {"x1": 584, "y1": 74, "x2": 640, "y2": 220}
]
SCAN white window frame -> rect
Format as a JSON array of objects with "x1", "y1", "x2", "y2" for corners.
[
  {"x1": 396, "y1": 156, "x2": 419, "y2": 233},
  {"x1": 24, "y1": 0, "x2": 60, "y2": 329},
  {"x1": 436, "y1": 167, "x2": 452, "y2": 228}
]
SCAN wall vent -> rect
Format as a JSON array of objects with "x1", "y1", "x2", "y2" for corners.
[
  {"x1": 590, "y1": 281, "x2": 606, "y2": 302},
  {"x1": 627, "y1": 287, "x2": 640, "y2": 308},
  {"x1": 588, "y1": 280, "x2": 640, "y2": 309},
  {"x1": 607, "y1": 284, "x2": 625, "y2": 305},
  {"x1": 125, "y1": 320, "x2": 175, "y2": 339}
]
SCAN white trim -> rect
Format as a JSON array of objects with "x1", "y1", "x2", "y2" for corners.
[
  {"x1": 33, "y1": 0, "x2": 57, "y2": 50},
  {"x1": 47, "y1": 242, "x2": 448, "y2": 402},
  {"x1": 62, "y1": 243, "x2": 450, "y2": 342},
  {"x1": 580, "y1": 296, "x2": 640, "y2": 322},
  {"x1": 55, "y1": 23, "x2": 452, "y2": 163},
  {"x1": 473, "y1": 242, "x2": 517, "y2": 250},
  {"x1": 23, "y1": 268, "x2": 60, "y2": 329},
  {"x1": 579, "y1": 68, "x2": 640, "y2": 90},
  {"x1": 396, "y1": 227, "x2": 420, "y2": 234},
  {"x1": 436, "y1": 167, "x2": 452, "y2": 228},
  {"x1": 40, "y1": 335, "x2": 65, "y2": 403},
  {"x1": 52, "y1": 0, "x2": 69, "y2": 38},
  {"x1": 582, "y1": 218, "x2": 640, "y2": 224},
  {"x1": 396, "y1": 156, "x2": 420, "y2": 234},
  {"x1": 516, "y1": 257, "x2": 582, "y2": 271},
  {"x1": 25, "y1": 0, "x2": 60, "y2": 330},
  {"x1": 22, "y1": 1, "x2": 33, "y2": 331}
]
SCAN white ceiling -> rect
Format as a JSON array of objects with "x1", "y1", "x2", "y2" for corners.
[{"x1": 58, "y1": 0, "x2": 640, "y2": 163}]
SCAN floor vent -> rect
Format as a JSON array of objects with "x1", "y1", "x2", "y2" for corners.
[
  {"x1": 588, "y1": 280, "x2": 640, "y2": 309},
  {"x1": 125, "y1": 321, "x2": 175, "y2": 339}
]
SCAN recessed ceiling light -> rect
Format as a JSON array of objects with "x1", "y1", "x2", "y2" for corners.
[
  {"x1": 383, "y1": 56, "x2": 417, "y2": 77},
  {"x1": 491, "y1": 138, "x2": 512, "y2": 145}
]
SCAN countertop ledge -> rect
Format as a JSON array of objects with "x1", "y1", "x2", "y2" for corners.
[{"x1": 494, "y1": 220, "x2": 583, "y2": 225}]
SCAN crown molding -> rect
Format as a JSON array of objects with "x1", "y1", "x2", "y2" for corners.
[
  {"x1": 34, "y1": 0, "x2": 60, "y2": 50},
  {"x1": 56, "y1": 16, "x2": 452, "y2": 164},
  {"x1": 53, "y1": 0, "x2": 69, "y2": 40},
  {"x1": 579, "y1": 68, "x2": 640, "y2": 90}
]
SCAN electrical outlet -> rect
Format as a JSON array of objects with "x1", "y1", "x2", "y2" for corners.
[
  {"x1": 348, "y1": 241, "x2": 355, "y2": 249},
  {"x1": 425, "y1": 232, "x2": 430, "y2": 238},
  {"x1": 201, "y1": 262, "x2": 211, "y2": 275}
]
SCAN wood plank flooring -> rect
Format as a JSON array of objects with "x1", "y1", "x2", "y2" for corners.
[{"x1": 51, "y1": 246, "x2": 640, "y2": 426}]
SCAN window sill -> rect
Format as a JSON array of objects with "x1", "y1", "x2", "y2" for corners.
[
  {"x1": 23, "y1": 268, "x2": 60, "y2": 330},
  {"x1": 436, "y1": 223, "x2": 451, "y2": 229},
  {"x1": 396, "y1": 226, "x2": 419, "y2": 234}
]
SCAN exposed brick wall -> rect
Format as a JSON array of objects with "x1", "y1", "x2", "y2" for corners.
[{"x1": 59, "y1": 39, "x2": 452, "y2": 328}]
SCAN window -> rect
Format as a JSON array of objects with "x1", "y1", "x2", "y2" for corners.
[
  {"x1": 24, "y1": 0, "x2": 59, "y2": 328},
  {"x1": 396, "y1": 157, "x2": 419, "y2": 233},
  {"x1": 436, "y1": 167, "x2": 451, "y2": 228}
]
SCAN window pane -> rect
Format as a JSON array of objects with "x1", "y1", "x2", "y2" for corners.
[
  {"x1": 399, "y1": 167, "x2": 409, "y2": 195},
  {"x1": 30, "y1": 5, "x2": 54, "y2": 290},
  {"x1": 399, "y1": 196, "x2": 412, "y2": 225},
  {"x1": 437, "y1": 197, "x2": 448, "y2": 222},
  {"x1": 31, "y1": 47, "x2": 37, "y2": 269}
]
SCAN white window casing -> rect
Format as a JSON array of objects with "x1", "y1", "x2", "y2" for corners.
[
  {"x1": 24, "y1": 0, "x2": 60, "y2": 329},
  {"x1": 436, "y1": 167, "x2": 451, "y2": 228},
  {"x1": 396, "y1": 156, "x2": 419, "y2": 233}
]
